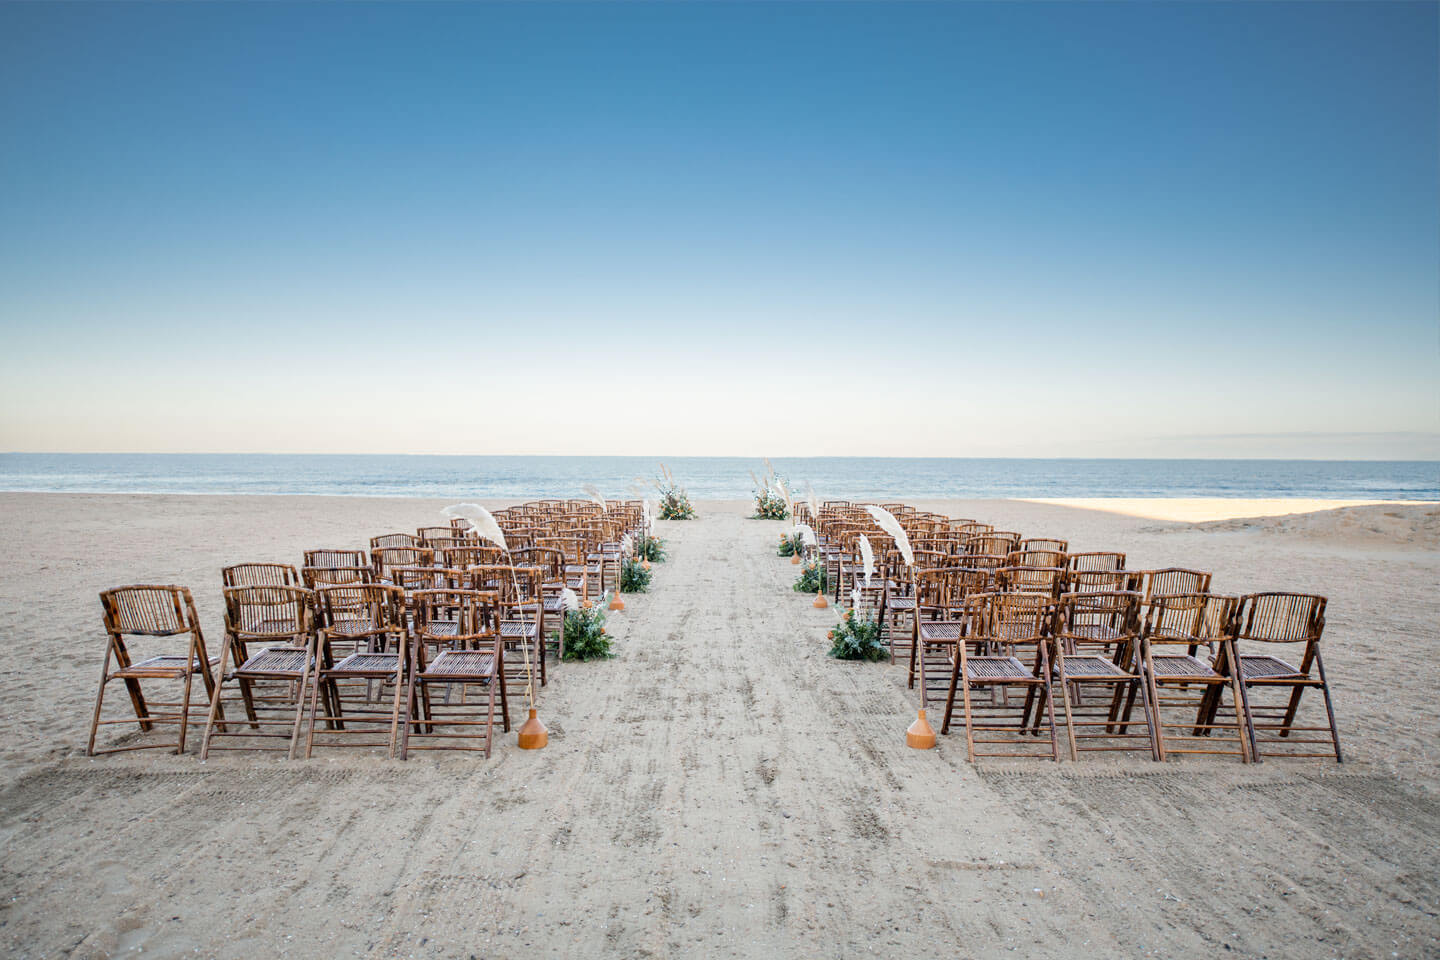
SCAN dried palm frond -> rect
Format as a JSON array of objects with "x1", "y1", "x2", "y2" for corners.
[
  {"x1": 775, "y1": 477, "x2": 793, "y2": 515},
  {"x1": 858, "y1": 534, "x2": 875, "y2": 588},
  {"x1": 443, "y1": 503, "x2": 507, "y2": 552},
  {"x1": 863, "y1": 505, "x2": 914, "y2": 567},
  {"x1": 806, "y1": 483, "x2": 821, "y2": 523},
  {"x1": 748, "y1": 469, "x2": 764, "y2": 492},
  {"x1": 621, "y1": 533, "x2": 634, "y2": 557}
]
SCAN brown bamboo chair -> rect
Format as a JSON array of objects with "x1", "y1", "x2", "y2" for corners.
[
  {"x1": 442, "y1": 544, "x2": 507, "y2": 569},
  {"x1": 1050, "y1": 591, "x2": 1158, "y2": 761},
  {"x1": 222, "y1": 563, "x2": 300, "y2": 587},
  {"x1": 87, "y1": 585, "x2": 217, "y2": 756},
  {"x1": 303, "y1": 549, "x2": 367, "y2": 570},
  {"x1": 200, "y1": 585, "x2": 318, "y2": 759},
  {"x1": 940, "y1": 592, "x2": 1060, "y2": 761},
  {"x1": 416, "y1": 526, "x2": 456, "y2": 546},
  {"x1": 302, "y1": 583, "x2": 407, "y2": 757},
  {"x1": 1138, "y1": 593, "x2": 1249, "y2": 762},
  {"x1": 398, "y1": 589, "x2": 509, "y2": 759},
  {"x1": 371, "y1": 533, "x2": 419, "y2": 550},
  {"x1": 1021, "y1": 537, "x2": 1069, "y2": 553},
  {"x1": 1067, "y1": 551, "x2": 1126, "y2": 572},
  {"x1": 1232, "y1": 593, "x2": 1340, "y2": 761},
  {"x1": 1138, "y1": 568, "x2": 1212, "y2": 603},
  {"x1": 910, "y1": 565, "x2": 997, "y2": 694}
]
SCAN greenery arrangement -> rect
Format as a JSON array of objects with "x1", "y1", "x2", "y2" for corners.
[
  {"x1": 777, "y1": 532, "x2": 803, "y2": 557},
  {"x1": 655, "y1": 463, "x2": 696, "y2": 520},
  {"x1": 559, "y1": 600, "x2": 614, "y2": 661},
  {"x1": 620, "y1": 556, "x2": 652, "y2": 593},
  {"x1": 793, "y1": 560, "x2": 828, "y2": 594},
  {"x1": 634, "y1": 533, "x2": 667, "y2": 562},
  {"x1": 826, "y1": 609, "x2": 888, "y2": 661},
  {"x1": 748, "y1": 460, "x2": 791, "y2": 520}
]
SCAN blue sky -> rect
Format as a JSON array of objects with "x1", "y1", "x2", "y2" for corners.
[{"x1": 0, "y1": 2, "x2": 1435, "y2": 457}]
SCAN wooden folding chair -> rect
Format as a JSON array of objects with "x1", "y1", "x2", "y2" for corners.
[
  {"x1": 371, "y1": 533, "x2": 419, "y2": 550},
  {"x1": 1067, "y1": 551, "x2": 1126, "y2": 573},
  {"x1": 302, "y1": 583, "x2": 408, "y2": 758},
  {"x1": 399, "y1": 590, "x2": 509, "y2": 759},
  {"x1": 222, "y1": 563, "x2": 300, "y2": 587},
  {"x1": 1138, "y1": 593, "x2": 1249, "y2": 762},
  {"x1": 87, "y1": 585, "x2": 217, "y2": 756},
  {"x1": 201, "y1": 585, "x2": 318, "y2": 759},
  {"x1": 941, "y1": 592, "x2": 1060, "y2": 761},
  {"x1": 1051, "y1": 591, "x2": 1158, "y2": 761},
  {"x1": 1233, "y1": 593, "x2": 1341, "y2": 761}
]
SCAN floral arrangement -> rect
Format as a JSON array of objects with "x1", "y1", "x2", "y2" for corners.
[
  {"x1": 777, "y1": 532, "x2": 803, "y2": 557},
  {"x1": 634, "y1": 533, "x2": 667, "y2": 562},
  {"x1": 826, "y1": 609, "x2": 887, "y2": 661},
  {"x1": 620, "y1": 556, "x2": 652, "y2": 593},
  {"x1": 749, "y1": 461, "x2": 790, "y2": 520},
  {"x1": 559, "y1": 598, "x2": 614, "y2": 661},
  {"x1": 655, "y1": 463, "x2": 696, "y2": 520},
  {"x1": 793, "y1": 559, "x2": 828, "y2": 594}
]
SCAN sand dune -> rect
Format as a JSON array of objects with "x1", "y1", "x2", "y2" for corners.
[{"x1": 0, "y1": 494, "x2": 1435, "y2": 958}]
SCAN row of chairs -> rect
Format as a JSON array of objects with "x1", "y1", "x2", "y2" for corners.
[
  {"x1": 794, "y1": 501, "x2": 1341, "y2": 763},
  {"x1": 87, "y1": 499, "x2": 649, "y2": 759}
]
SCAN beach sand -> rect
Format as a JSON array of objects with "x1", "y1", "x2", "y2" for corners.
[{"x1": 1, "y1": 493, "x2": 1436, "y2": 958}]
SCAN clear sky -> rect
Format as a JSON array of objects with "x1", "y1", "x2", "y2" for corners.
[{"x1": 0, "y1": 2, "x2": 1436, "y2": 458}]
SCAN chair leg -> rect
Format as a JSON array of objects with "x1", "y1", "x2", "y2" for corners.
[
  {"x1": 199, "y1": 642, "x2": 234, "y2": 761},
  {"x1": 86, "y1": 648, "x2": 115, "y2": 756},
  {"x1": 1314, "y1": 651, "x2": 1343, "y2": 763},
  {"x1": 1056, "y1": 668, "x2": 1079, "y2": 761}
]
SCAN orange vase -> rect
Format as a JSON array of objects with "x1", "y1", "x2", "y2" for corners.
[
  {"x1": 518, "y1": 708, "x2": 549, "y2": 750},
  {"x1": 906, "y1": 709, "x2": 936, "y2": 750}
]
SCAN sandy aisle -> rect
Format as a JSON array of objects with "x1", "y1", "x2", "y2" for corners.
[{"x1": 0, "y1": 495, "x2": 1436, "y2": 958}]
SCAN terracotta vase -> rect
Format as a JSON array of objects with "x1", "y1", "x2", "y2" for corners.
[
  {"x1": 906, "y1": 709, "x2": 936, "y2": 750},
  {"x1": 518, "y1": 708, "x2": 549, "y2": 750}
]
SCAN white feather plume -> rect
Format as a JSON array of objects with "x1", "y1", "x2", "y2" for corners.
[
  {"x1": 443, "y1": 503, "x2": 508, "y2": 552},
  {"x1": 560, "y1": 587, "x2": 580, "y2": 612},
  {"x1": 858, "y1": 533, "x2": 875, "y2": 589},
  {"x1": 642, "y1": 499, "x2": 654, "y2": 530},
  {"x1": 850, "y1": 587, "x2": 861, "y2": 613},
  {"x1": 582, "y1": 483, "x2": 608, "y2": 512},
  {"x1": 863, "y1": 505, "x2": 914, "y2": 567},
  {"x1": 621, "y1": 533, "x2": 634, "y2": 557},
  {"x1": 793, "y1": 522, "x2": 817, "y2": 548}
]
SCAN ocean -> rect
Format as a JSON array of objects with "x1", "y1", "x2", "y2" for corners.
[{"x1": 0, "y1": 454, "x2": 1434, "y2": 500}]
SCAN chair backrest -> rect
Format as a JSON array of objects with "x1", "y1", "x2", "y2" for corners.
[
  {"x1": 997, "y1": 565, "x2": 1065, "y2": 597},
  {"x1": 443, "y1": 544, "x2": 508, "y2": 569},
  {"x1": 411, "y1": 589, "x2": 500, "y2": 647},
  {"x1": 1068, "y1": 569, "x2": 1139, "y2": 594},
  {"x1": 966, "y1": 534, "x2": 1021, "y2": 557},
  {"x1": 101, "y1": 584, "x2": 197, "y2": 638},
  {"x1": 372, "y1": 547, "x2": 434, "y2": 580},
  {"x1": 315, "y1": 583, "x2": 405, "y2": 632},
  {"x1": 302, "y1": 565, "x2": 373, "y2": 589},
  {"x1": 1139, "y1": 568, "x2": 1213, "y2": 601},
  {"x1": 1144, "y1": 592, "x2": 1238, "y2": 645},
  {"x1": 1055, "y1": 591, "x2": 1142, "y2": 648},
  {"x1": 417, "y1": 526, "x2": 455, "y2": 543},
  {"x1": 1235, "y1": 593, "x2": 1326, "y2": 644},
  {"x1": 222, "y1": 563, "x2": 300, "y2": 588},
  {"x1": 1006, "y1": 548, "x2": 1067, "y2": 569},
  {"x1": 223, "y1": 584, "x2": 314, "y2": 641},
  {"x1": 304, "y1": 549, "x2": 367, "y2": 570},
  {"x1": 371, "y1": 533, "x2": 418, "y2": 550},
  {"x1": 390, "y1": 565, "x2": 464, "y2": 595},
  {"x1": 1067, "y1": 551, "x2": 1126, "y2": 572},
  {"x1": 1022, "y1": 537, "x2": 1069, "y2": 553},
  {"x1": 977, "y1": 591, "x2": 1051, "y2": 646}
]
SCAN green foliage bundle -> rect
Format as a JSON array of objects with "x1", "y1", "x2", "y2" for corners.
[
  {"x1": 635, "y1": 533, "x2": 667, "y2": 562},
  {"x1": 559, "y1": 602, "x2": 614, "y2": 661},
  {"x1": 752, "y1": 485, "x2": 789, "y2": 520},
  {"x1": 777, "y1": 532, "x2": 801, "y2": 557},
  {"x1": 620, "y1": 557, "x2": 652, "y2": 593},
  {"x1": 793, "y1": 560, "x2": 828, "y2": 594},
  {"x1": 827, "y1": 610, "x2": 887, "y2": 661}
]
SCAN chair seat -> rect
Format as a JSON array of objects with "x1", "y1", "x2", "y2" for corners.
[
  {"x1": 236, "y1": 646, "x2": 309, "y2": 676},
  {"x1": 967, "y1": 656, "x2": 1031, "y2": 681},
  {"x1": 501, "y1": 621, "x2": 540, "y2": 640},
  {"x1": 422, "y1": 650, "x2": 497, "y2": 680},
  {"x1": 1059, "y1": 655, "x2": 1128, "y2": 679},
  {"x1": 887, "y1": 598, "x2": 916, "y2": 611},
  {"x1": 1148, "y1": 654, "x2": 1217, "y2": 679},
  {"x1": 328, "y1": 652, "x2": 400, "y2": 677},
  {"x1": 327, "y1": 619, "x2": 381, "y2": 637},
  {"x1": 1240, "y1": 654, "x2": 1303, "y2": 680},
  {"x1": 113, "y1": 654, "x2": 220, "y2": 679},
  {"x1": 918, "y1": 622, "x2": 961, "y2": 642}
]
